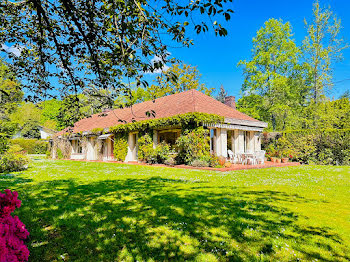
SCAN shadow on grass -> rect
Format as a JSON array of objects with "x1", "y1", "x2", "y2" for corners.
[{"x1": 0, "y1": 175, "x2": 349, "y2": 261}]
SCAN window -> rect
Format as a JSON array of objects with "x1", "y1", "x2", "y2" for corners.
[
  {"x1": 75, "y1": 140, "x2": 82, "y2": 154},
  {"x1": 159, "y1": 131, "x2": 180, "y2": 146}
]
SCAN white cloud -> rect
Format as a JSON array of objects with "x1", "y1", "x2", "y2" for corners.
[
  {"x1": 1, "y1": 43, "x2": 21, "y2": 57},
  {"x1": 145, "y1": 55, "x2": 170, "y2": 74}
]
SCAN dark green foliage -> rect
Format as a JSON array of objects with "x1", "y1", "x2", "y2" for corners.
[
  {"x1": 176, "y1": 127, "x2": 210, "y2": 165},
  {"x1": 10, "y1": 138, "x2": 48, "y2": 154},
  {"x1": 57, "y1": 95, "x2": 88, "y2": 130},
  {"x1": 113, "y1": 134, "x2": 128, "y2": 161},
  {"x1": 216, "y1": 85, "x2": 228, "y2": 103},
  {"x1": 21, "y1": 121, "x2": 41, "y2": 139},
  {"x1": 0, "y1": 133, "x2": 9, "y2": 155},
  {"x1": 1, "y1": 0, "x2": 233, "y2": 102}
]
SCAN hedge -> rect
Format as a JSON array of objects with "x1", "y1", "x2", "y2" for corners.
[
  {"x1": 263, "y1": 129, "x2": 350, "y2": 165},
  {"x1": 10, "y1": 138, "x2": 48, "y2": 154}
]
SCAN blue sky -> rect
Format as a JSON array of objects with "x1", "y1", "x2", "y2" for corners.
[{"x1": 168, "y1": 0, "x2": 350, "y2": 99}]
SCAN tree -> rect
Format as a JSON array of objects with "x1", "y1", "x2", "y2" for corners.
[
  {"x1": 0, "y1": 60, "x2": 22, "y2": 152},
  {"x1": 56, "y1": 95, "x2": 90, "y2": 130},
  {"x1": 21, "y1": 121, "x2": 41, "y2": 139},
  {"x1": 303, "y1": 1, "x2": 348, "y2": 103},
  {"x1": 147, "y1": 63, "x2": 213, "y2": 99},
  {"x1": 0, "y1": 60, "x2": 23, "y2": 119},
  {"x1": 10, "y1": 102, "x2": 42, "y2": 128},
  {"x1": 1, "y1": 0, "x2": 233, "y2": 102},
  {"x1": 238, "y1": 18, "x2": 306, "y2": 130},
  {"x1": 216, "y1": 85, "x2": 227, "y2": 103},
  {"x1": 39, "y1": 99, "x2": 62, "y2": 130}
]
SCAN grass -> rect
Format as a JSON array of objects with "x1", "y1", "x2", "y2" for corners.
[{"x1": 1, "y1": 157, "x2": 350, "y2": 261}]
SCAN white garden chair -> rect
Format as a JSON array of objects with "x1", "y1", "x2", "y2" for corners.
[
  {"x1": 227, "y1": 150, "x2": 234, "y2": 163},
  {"x1": 255, "y1": 150, "x2": 266, "y2": 164}
]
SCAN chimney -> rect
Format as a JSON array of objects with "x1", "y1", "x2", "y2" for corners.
[{"x1": 224, "y1": 96, "x2": 236, "y2": 109}]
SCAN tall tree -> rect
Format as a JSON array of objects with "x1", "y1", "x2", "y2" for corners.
[
  {"x1": 147, "y1": 63, "x2": 213, "y2": 100},
  {"x1": 303, "y1": 1, "x2": 348, "y2": 103},
  {"x1": 0, "y1": 60, "x2": 23, "y2": 119},
  {"x1": 216, "y1": 85, "x2": 228, "y2": 103},
  {"x1": 238, "y1": 18, "x2": 306, "y2": 130},
  {"x1": 1, "y1": 0, "x2": 233, "y2": 102}
]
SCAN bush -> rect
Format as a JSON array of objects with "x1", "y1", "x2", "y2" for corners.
[
  {"x1": 176, "y1": 127, "x2": 210, "y2": 165},
  {"x1": 10, "y1": 138, "x2": 48, "y2": 154},
  {"x1": 263, "y1": 129, "x2": 350, "y2": 165},
  {"x1": 113, "y1": 134, "x2": 128, "y2": 161},
  {"x1": 0, "y1": 189, "x2": 30, "y2": 262},
  {"x1": 138, "y1": 133, "x2": 154, "y2": 163},
  {"x1": 164, "y1": 156, "x2": 176, "y2": 166},
  {"x1": 0, "y1": 133, "x2": 9, "y2": 155},
  {"x1": 138, "y1": 134, "x2": 171, "y2": 164},
  {"x1": 191, "y1": 159, "x2": 209, "y2": 167},
  {"x1": 0, "y1": 146, "x2": 30, "y2": 173},
  {"x1": 56, "y1": 148, "x2": 64, "y2": 159},
  {"x1": 153, "y1": 142, "x2": 171, "y2": 164}
]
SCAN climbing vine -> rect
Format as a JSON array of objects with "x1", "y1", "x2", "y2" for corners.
[
  {"x1": 113, "y1": 134, "x2": 128, "y2": 161},
  {"x1": 110, "y1": 113, "x2": 224, "y2": 134}
]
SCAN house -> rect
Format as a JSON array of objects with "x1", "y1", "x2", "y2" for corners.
[{"x1": 51, "y1": 90, "x2": 267, "y2": 162}]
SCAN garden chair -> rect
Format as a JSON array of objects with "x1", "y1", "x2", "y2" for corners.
[
  {"x1": 246, "y1": 153, "x2": 256, "y2": 165},
  {"x1": 255, "y1": 150, "x2": 266, "y2": 164},
  {"x1": 227, "y1": 150, "x2": 234, "y2": 163}
]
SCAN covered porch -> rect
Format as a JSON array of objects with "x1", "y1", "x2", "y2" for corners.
[{"x1": 206, "y1": 120, "x2": 267, "y2": 165}]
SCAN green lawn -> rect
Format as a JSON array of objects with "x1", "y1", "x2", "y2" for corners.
[{"x1": 1, "y1": 158, "x2": 350, "y2": 261}]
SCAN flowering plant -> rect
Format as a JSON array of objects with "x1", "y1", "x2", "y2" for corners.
[{"x1": 0, "y1": 189, "x2": 29, "y2": 262}]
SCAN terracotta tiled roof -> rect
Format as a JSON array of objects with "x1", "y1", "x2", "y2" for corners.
[{"x1": 58, "y1": 89, "x2": 263, "y2": 135}]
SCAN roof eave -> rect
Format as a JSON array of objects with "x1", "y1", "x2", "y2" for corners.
[{"x1": 224, "y1": 118, "x2": 268, "y2": 128}]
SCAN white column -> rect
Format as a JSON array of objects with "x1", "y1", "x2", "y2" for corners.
[
  {"x1": 153, "y1": 130, "x2": 158, "y2": 149},
  {"x1": 125, "y1": 132, "x2": 135, "y2": 162},
  {"x1": 248, "y1": 131, "x2": 255, "y2": 152},
  {"x1": 238, "y1": 130, "x2": 245, "y2": 153},
  {"x1": 220, "y1": 128, "x2": 228, "y2": 158},
  {"x1": 254, "y1": 132, "x2": 261, "y2": 151},
  {"x1": 215, "y1": 128, "x2": 221, "y2": 156}
]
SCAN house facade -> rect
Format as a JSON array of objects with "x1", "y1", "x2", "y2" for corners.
[{"x1": 51, "y1": 90, "x2": 267, "y2": 162}]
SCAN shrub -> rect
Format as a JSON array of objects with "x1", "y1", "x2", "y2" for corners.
[
  {"x1": 10, "y1": 138, "x2": 48, "y2": 154},
  {"x1": 138, "y1": 134, "x2": 171, "y2": 164},
  {"x1": 153, "y1": 142, "x2": 171, "y2": 164},
  {"x1": 176, "y1": 127, "x2": 210, "y2": 165},
  {"x1": 113, "y1": 134, "x2": 128, "y2": 161},
  {"x1": 263, "y1": 129, "x2": 350, "y2": 165},
  {"x1": 138, "y1": 133, "x2": 154, "y2": 163},
  {"x1": 0, "y1": 146, "x2": 30, "y2": 173},
  {"x1": 56, "y1": 148, "x2": 64, "y2": 159},
  {"x1": 164, "y1": 156, "x2": 176, "y2": 166},
  {"x1": 0, "y1": 189, "x2": 30, "y2": 262},
  {"x1": 0, "y1": 133, "x2": 9, "y2": 155},
  {"x1": 191, "y1": 159, "x2": 209, "y2": 167}
]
